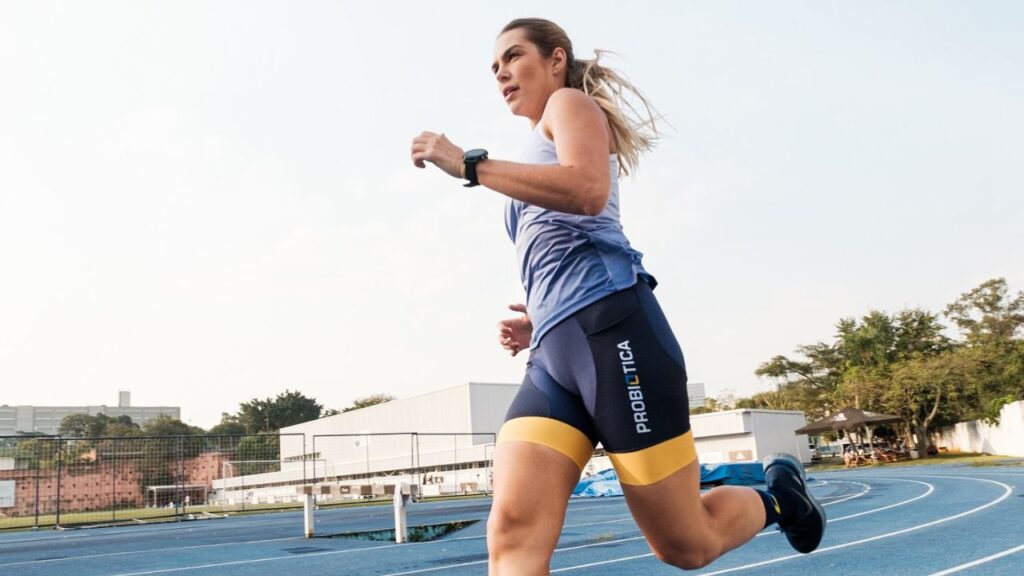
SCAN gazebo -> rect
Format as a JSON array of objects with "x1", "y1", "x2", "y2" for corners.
[{"x1": 796, "y1": 407, "x2": 903, "y2": 462}]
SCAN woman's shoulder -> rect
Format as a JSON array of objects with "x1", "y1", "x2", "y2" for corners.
[
  {"x1": 539, "y1": 88, "x2": 609, "y2": 144},
  {"x1": 544, "y1": 88, "x2": 601, "y2": 118}
]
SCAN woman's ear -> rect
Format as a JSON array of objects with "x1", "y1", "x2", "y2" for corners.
[{"x1": 551, "y1": 47, "x2": 568, "y2": 75}]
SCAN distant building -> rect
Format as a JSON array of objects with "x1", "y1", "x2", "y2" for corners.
[
  {"x1": 687, "y1": 382, "x2": 707, "y2": 409},
  {"x1": 0, "y1": 391, "x2": 180, "y2": 436},
  {"x1": 691, "y1": 409, "x2": 811, "y2": 464}
]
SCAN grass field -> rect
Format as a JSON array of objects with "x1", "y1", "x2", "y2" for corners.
[{"x1": 806, "y1": 451, "x2": 1024, "y2": 472}]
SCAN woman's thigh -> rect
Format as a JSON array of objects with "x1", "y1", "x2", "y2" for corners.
[{"x1": 488, "y1": 439, "x2": 582, "y2": 551}]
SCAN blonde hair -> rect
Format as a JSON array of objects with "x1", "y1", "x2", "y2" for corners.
[{"x1": 501, "y1": 18, "x2": 660, "y2": 176}]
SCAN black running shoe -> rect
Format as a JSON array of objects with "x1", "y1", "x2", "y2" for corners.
[{"x1": 763, "y1": 453, "x2": 826, "y2": 553}]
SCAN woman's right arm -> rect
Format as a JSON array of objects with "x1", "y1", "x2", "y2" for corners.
[{"x1": 411, "y1": 88, "x2": 611, "y2": 216}]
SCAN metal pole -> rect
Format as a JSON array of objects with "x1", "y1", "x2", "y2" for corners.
[
  {"x1": 241, "y1": 460, "x2": 246, "y2": 512},
  {"x1": 112, "y1": 440, "x2": 117, "y2": 524},
  {"x1": 177, "y1": 437, "x2": 184, "y2": 518},
  {"x1": 34, "y1": 453, "x2": 40, "y2": 530},
  {"x1": 415, "y1": 434, "x2": 421, "y2": 497},
  {"x1": 303, "y1": 492, "x2": 315, "y2": 538},
  {"x1": 311, "y1": 435, "x2": 317, "y2": 486},
  {"x1": 55, "y1": 437, "x2": 62, "y2": 529},
  {"x1": 393, "y1": 482, "x2": 408, "y2": 543}
]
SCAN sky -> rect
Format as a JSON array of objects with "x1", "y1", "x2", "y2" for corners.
[{"x1": 1, "y1": 1, "x2": 1021, "y2": 429}]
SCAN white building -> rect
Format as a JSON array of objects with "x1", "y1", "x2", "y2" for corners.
[
  {"x1": 0, "y1": 392, "x2": 180, "y2": 436},
  {"x1": 691, "y1": 409, "x2": 811, "y2": 464},
  {"x1": 211, "y1": 383, "x2": 518, "y2": 504}
]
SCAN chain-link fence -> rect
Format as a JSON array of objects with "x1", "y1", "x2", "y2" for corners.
[
  {"x1": 311, "y1": 433, "x2": 496, "y2": 501},
  {"x1": 0, "y1": 434, "x2": 306, "y2": 531}
]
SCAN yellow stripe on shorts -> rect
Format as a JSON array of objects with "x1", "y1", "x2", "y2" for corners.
[
  {"x1": 608, "y1": 430, "x2": 697, "y2": 486},
  {"x1": 497, "y1": 417, "x2": 594, "y2": 470}
]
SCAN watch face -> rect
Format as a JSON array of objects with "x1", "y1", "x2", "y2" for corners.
[{"x1": 465, "y1": 149, "x2": 488, "y2": 162}]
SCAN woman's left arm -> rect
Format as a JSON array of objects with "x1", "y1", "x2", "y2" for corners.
[{"x1": 411, "y1": 89, "x2": 611, "y2": 216}]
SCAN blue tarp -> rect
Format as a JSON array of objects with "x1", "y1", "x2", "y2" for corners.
[{"x1": 573, "y1": 463, "x2": 766, "y2": 498}]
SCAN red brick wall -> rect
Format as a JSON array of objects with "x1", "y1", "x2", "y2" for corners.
[
  {"x1": 0, "y1": 453, "x2": 236, "y2": 518},
  {"x1": 182, "y1": 452, "x2": 230, "y2": 486},
  {"x1": 0, "y1": 464, "x2": 142, "y2": 517}
]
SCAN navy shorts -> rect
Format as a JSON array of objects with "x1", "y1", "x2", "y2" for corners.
[{"x1": 497, "y1": 279, "x2": 696, "y2": 485}]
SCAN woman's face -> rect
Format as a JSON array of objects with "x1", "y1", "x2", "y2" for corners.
[{"x1": 492, "y1": 29, "x2": 564, "y2": 123}]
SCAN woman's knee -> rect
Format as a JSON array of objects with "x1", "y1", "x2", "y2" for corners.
[{"x1": 487, "y1": 501, "x2": 546, "y2": 544}]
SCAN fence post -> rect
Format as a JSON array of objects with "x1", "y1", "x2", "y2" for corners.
[
  {"x1": 177, "y1": 437, "x2": 184, "y2": 518},
  {"x1": 409, "y1": 434, "x2": 415, "y2": 495},
  {"x1": 112, "y1": 438, "x2": 117, "y2": 524},
  {"x1": 55, "y1": 436, "x2": 63, "y2": 530},
  {"x1": 34, "y1": 453, "x2": 41, "y2": 530},
  {"x1": 414, "y1": 433, "x2": 421, "y2": 498}
]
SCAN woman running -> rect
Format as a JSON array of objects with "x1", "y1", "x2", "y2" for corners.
[{"x1": 411, "y1": 18, "x2": 825, "y2": 575}]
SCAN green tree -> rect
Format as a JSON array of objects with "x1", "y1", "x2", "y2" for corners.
[
  {"x1": 233, "y1": 434, "x2": 282, "y2": 475},
  {"x1": 237, "y1": 390, "x2": 325, "y2": 433},
  {"x1": 754, "y1": 341, "x2": 845, "y2": 420},
  {"x1": 342, "y1": 394, "x2": 397, "y2": 413},
  {"x1": 944, "y1": 278, "x2": 1024, "y2": 346},
  {"x1": 943, "y1": 278, "x2": 1024, "y2": 416},
  {"x1": 208, "y1": 413, "x2": 247, "y2": 436},
  {"x1": 141, "y1": 415, "x2": 204, "y2": 437},
  {"x1": 881, "y1": 349, "x2": 978, "y2": 455},
  {"x1": 58, "y1": 414, "x2": 103, "y2": 437},
  {"x1": 57, "y1": 413, "x2": 142, "y2": 437},
  {"x1": 103, "y1": 416, "x2": 142, "y2": 437},
  {"x1": 735, "y1": 388, "x2": 801, "y2": 411}
]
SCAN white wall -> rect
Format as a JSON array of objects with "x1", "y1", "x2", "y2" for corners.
[
  {"x1": 469, "y1": 383, "x2": 520, "y2": 436},
  {"x1": 933, "y1": 400, "x2": 1024, "y2": 457},
  {"x1": 691, "y1": 409, "x2": 810, "y2": 464},
  {"x1": 696, "y1": 434, "x2": 757, "y2": 464},
  {"x1": 280, "y1": 384, "x2": 478, "y2": 461}
]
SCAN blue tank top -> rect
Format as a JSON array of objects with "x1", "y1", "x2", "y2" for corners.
[{"x1": 505, "y1": 124, "x2": 655, "y2": 348}]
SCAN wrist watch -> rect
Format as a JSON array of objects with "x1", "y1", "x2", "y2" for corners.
[{"x1": 463, "y1": 149, "x2": 488, "y2": 187}]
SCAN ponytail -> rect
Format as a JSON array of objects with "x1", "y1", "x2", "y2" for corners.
[{"x1": 566, "y1": 50, "x2": 658, "y2": 176}]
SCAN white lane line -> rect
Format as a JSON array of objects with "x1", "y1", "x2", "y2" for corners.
[
  {"x1": 0, "y1": 500, "x2": 498, "y2": 563},
  {"x1": 377, "y1": 534, "x2": 647, "y2": 576},
  {"x1": 551, "y1": 553, "x2": 653, "y2": 573},
  {"x1": 565, "y1": 500, "x2": 618, "y2": 508},
  {"x1": 563, "y1": 516, "x2": 634, "y2": 528},
  {"x1": 107, "y1": 541, "x2": 396, "y2": 576},
  {"x1": 0, "y1": 536, "x2": 305, "y2": 568},
  {"x1": 819, "y1": 481, "x2": 870, "y2": 506},
  {"x1": 550, "y1": 475, "x2": 1012, "y2": 574},
  {"x1": 103, "y1": 523, "x2": 642, "y2": 576},
  {"x1": 825, "y1": 479, "x2": 933, "y2": 523},
  {"x1": 927, "y1": 542, "x2": 1024, "y2": 575}
]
